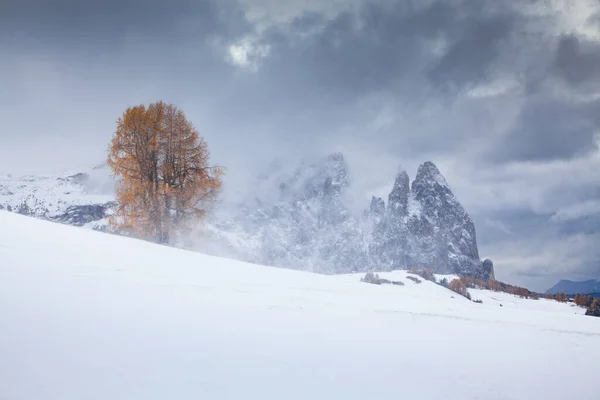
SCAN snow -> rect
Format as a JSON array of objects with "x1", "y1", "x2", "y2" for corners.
[
  {"x1": 407, "y1": 193, "x2": 423, "y2": 218},
  {"x1": 433, "y1": 169, "x2": 451, "y2": 189},
  {"x1": 1, "y1": 210, "x2": 599, "y2": 400},
  {"x1": 0, "y1": 169, "x2": 114, "y2": 218}
]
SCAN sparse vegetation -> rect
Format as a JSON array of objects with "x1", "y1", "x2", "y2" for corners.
[
  {"x1": 585, "y1": 299, "x2": 600, "y2": 317},
  {"x1": 466, "y1": 276, "x2": 538, "y2": 300},
  {"x1": 361, "y1": 272, "x2": 403, "y2": 286},
  {"x1": 487, "y1": 279, "x2": 502, "y2": 292},
  {"x1": 554, "y1": 292, "x2": 568, "y2": 302},
  {"x1": 416, "y1": 268, "x2": 435, "y2": 282},
  {"x1": 574, "y1": 294, "x2": 595, "y2": 307},
  {"x1": 448, "y1": 279, "x2": 471, "y2": 300},
  {"x1": 363, "y1": 268, "x2": 593, "y2": 310}
]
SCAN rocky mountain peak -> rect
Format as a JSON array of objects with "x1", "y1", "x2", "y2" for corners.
[
  {"x1": 369, "y1": 196, "x2": 385, "y2": 217},
  {"x1": 282, "y1": 152, "x2": 349, "y2": 202},
  {"x1": 412, "y1": 161, "x2": 452, "y2": 203},
  {"x1": 368, "y1": 160, "x2": 488, "y2": 278},
  {"x1": 388, "y1": 168, "x2": 410, "y2": 218}
]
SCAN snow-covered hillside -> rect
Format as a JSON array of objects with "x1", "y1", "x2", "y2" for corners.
[
  {"x1": 0, "y1": 165, "x2": 115, "y2": 229},
  {"x1": 1, "y1": 211, "x2": 598, "y2": 400}
]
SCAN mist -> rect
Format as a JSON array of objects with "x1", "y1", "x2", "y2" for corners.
[{"x1": 1, "y1": 0, "x2": 599, "y2": 291}]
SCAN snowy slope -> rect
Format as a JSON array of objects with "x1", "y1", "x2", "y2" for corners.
[
  {"x1": 1, "y1": 211, "x2": 599, "y2": 400},
  {"x1": 0, "y1": 165, "x2": 115, "y2": 229}
]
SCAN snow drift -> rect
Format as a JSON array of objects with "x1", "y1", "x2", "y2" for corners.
[{"x1": 1, "y1": 211, "x2": 599, "y2": 400}]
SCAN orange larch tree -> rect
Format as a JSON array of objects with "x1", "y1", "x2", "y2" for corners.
[{"x1": 108, "y1": 101, "x2": 223, "y2": 244}]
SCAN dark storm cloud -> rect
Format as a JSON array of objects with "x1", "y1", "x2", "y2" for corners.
[
  {"x1": 0, "y1": 0, "x2": 230, "y2": 49},
  {"x1": 558, "y1": 216, "x2": 600, "y2": 236},
  {"x1": 492, "y1": 99, "x2": 599, "y2": 162},
  {"x1": 256, "y1": 0, "x2": 521, "y2": 99},
  {"x1": 554, "y1": 35, "x2": 600, "y2": 87},
  {"x1": 208, "y1": 0, "x2": 527, "y2": 159},
  {"x1": 0, "y1": 0, "x2": 251, "y2": 91},
  {"x1": 427, "y1": 14, "x2": 516, "y2": 90}
]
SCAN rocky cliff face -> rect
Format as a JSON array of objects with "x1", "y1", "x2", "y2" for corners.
[
  {"x1": 208, "y1": 154, "x2": 492, "y2": 279},
  {"x1": 367, "y1": 162, "x2": 483, "y2": 276}
]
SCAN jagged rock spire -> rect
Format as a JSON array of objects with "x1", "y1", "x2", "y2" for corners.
[{"x1": 388, "y1": 167, "x2": 410, "y2": 218}]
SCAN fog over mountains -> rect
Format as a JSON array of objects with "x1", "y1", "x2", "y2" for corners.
[
  {"x1": 203, "y1": 153, "x2": 492, "y2": 279},
  {"x1": 1, "y1": 154, "x2": 492, "y2": 280}
]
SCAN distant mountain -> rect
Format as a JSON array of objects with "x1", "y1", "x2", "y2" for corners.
[
  {"x1": 0, "y1": 165, "x2": 115, "y2": 230},
  {"x1": 1, "y1": 154, "x2": 492, "y2": 279},
  {"x1": 545, "y1": 279, "x2": 600, "y2": 295},
  {"x1": 366, "y1": 162, "x2": 487, "y2": 278},
  {"x1": 204, "y1": 153, "x2": 493, "y2": 279},
  {"x1": 201, "y1": 153, "x2": 367, "y2": 274}
]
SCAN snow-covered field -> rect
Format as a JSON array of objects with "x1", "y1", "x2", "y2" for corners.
[{"x1": 1, "y1": 211, "x2": 599, "y2": 400}]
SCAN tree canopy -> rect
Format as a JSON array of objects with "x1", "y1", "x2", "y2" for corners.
[{"x1": 108, "y1": 101, "x2": 223, "y2": 243}]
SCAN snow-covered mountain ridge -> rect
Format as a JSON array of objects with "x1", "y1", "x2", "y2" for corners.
[
  {"x1": 0, "y1": 154, "x2": 492, "y2": 279},
  {"x1": 203, "y1": 153, "x2": 492, "y2": 279},
  {"x1": 0, "y1": 165, "x2": 115, "y2": 230}
]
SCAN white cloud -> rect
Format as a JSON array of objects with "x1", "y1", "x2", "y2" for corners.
[
  {"x1": 449, "y1": 146, "x2": 600, "y2": 216},
  {"x1": 227, "y1": 37, "x2": 270, "y2": 71},
  {"x1": 550, "y1": 199, "x2": 600, "y2": 222},
  {"x1": 483, "y1": 232, "x2": 600, "y2": 291},
  {"x1": 467, "y1": 79, "x2": 521, "y2": 98},
  {"x1": 520, "y1": 0, "x2": 600, "y2": 40}
]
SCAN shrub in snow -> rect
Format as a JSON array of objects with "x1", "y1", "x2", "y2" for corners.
[
  {"x1": 406, "y1": 276, "x2": 422, "y2": 284},
  {"x1": 506, "y1": 284, "x2": 535, "y2": 299},
  {"x1": 585, "y1": 299, "x2": 600, "y2": 317},
  {"x1": 488, "y1": 279, "x2": 502, "y2": 292},
  {"x1": 361, "y1": 272, "x2": 403, "y2": 286},
  {"x1": 574, "y1": 294, "x2": 595, "y2": 308},
  {"x1": 361, "y1": 272, "x2": 390, "y2": 285},
  {"x1": 448, "y1": 279, "x2": 471, "y2": 300},
  {"x1": 473, "y1": 299, "x2": 483, "y2": 304},
  {"x1": 458, "y1": 276, "x2": 487, "y2": 290},
  {"x1": 554, "y1": 292, "x2": 568, "y2": 303},
  {"x1": 361, "y1": 272, "x2": 378, "y2": 284},
  {"x1": 416, "y1": 268, "x2": 435, "y2": 282}
]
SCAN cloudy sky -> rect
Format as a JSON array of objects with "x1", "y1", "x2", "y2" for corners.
[{"x1": 1, "y1": 0, "x2": 599, "y2": 291}]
